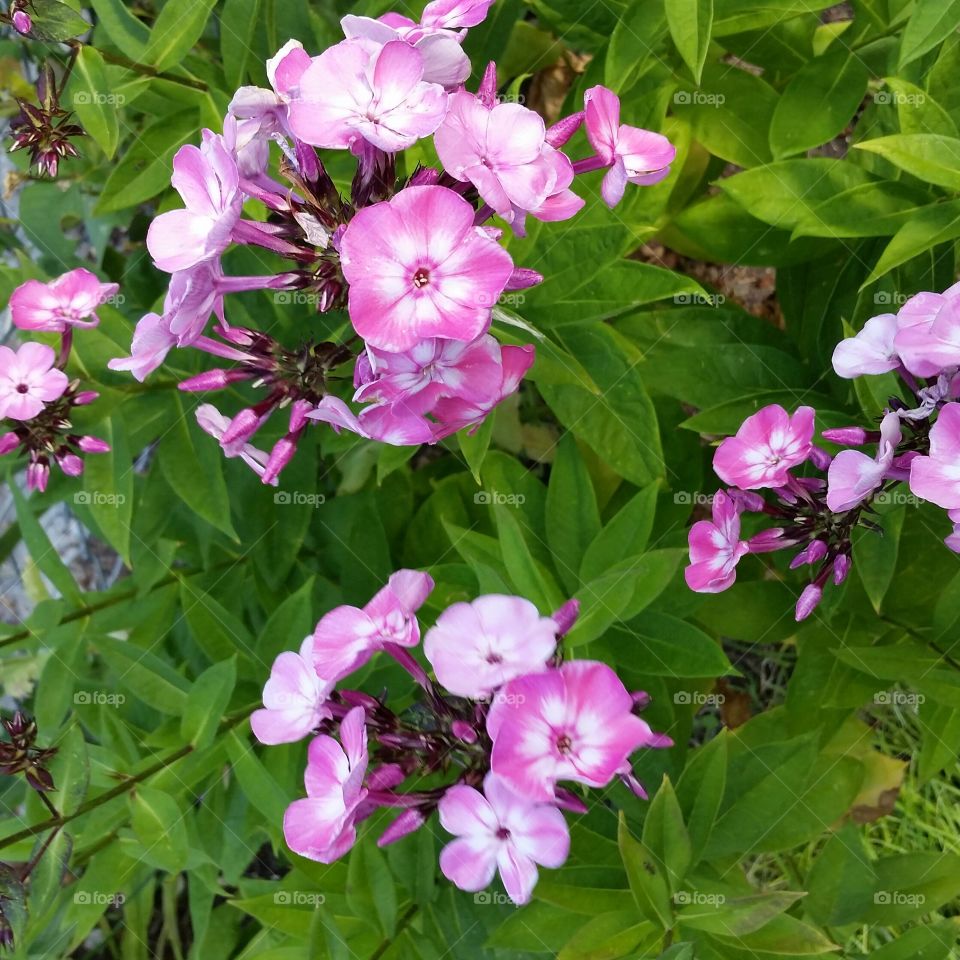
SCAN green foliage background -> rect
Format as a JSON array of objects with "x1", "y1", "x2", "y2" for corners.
[{"x1": 1, "y1": 0, "x2": 960, "y2": 957}]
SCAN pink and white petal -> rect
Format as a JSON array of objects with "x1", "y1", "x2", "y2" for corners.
[
  {"x1": 13, "y1": 341, "x2": 56, "y2": 373},
  {"x1": 147, "y1": 210, "x2": 215, "y2": 272},
  {"x1": 930, "y1": 403, "x2": 960, "y2": 460},
  {"x1": 312, "y1": 605, "x2": 379, "y2": 678},
  {"x1": 600, "y1": 162, "x2": 629, "y2": 208},
  {"x1": 415, "y1": 33, "x2": 471, "y2": 87},
  {"x1": 909, "y1": 454, "x2": 960, "y2": 509},
  {"x1": 485, "y1": 102, "x2": 546, "y2": 166},
  {"x1": 283, "y1": 797, "x2": 346, "y2": 859},
  {"x1": 421, "y1": 0, "x2": 496, "y2": 29},
  {"x1": 339, "y1": 706, "x2": 368, "y2": 770},
  {"x1": 372, "y1": 41, "x2": 427, "y2": 110},
  {"x1": 511, "y1": 802, "x2": 570, "y2": 867},
  {"x1": 169, "y1": 144, "x2": 220, "y2": 216},
  {"x1": 684, "y1": 559, "x2": 737, "y2": 593},
  {"x1": 0, "y1": 393, "x2": 44, "y2": 421},
  {"x1": 439, "y1": 784, "x2": 499, "y2": 836},
  {"x1": 386, "y1": 569, "x2": 434, "y2": 612},
  {"x1": 532, "y1": 188, "x2": 585, "y2": 222},
  {"x1": 9, "y1": 280, "x2": 62, "y2": 330},
  {"x1": 826, "y1": 450, "x2": 884, "y2": 512},
  {"x1": 340, "y1": 14, "x2": 399, "y2": 43},
  {"x1": 497, "y1": 845, "x2": 539, "y2": 904},
  {"x1": 583, "y1": 86, "x2": 621, "y2": 161},
  {"x1": 391, "y1": 186, "x2": 475, "y2": 264},
  {"x1": 439, "y1": 836, "x2": 499, "y2": 891},
  {"x1": 250, "y1": 707, "x2": 317, "y2": 745}
]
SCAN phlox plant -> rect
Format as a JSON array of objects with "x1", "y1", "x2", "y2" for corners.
[{"x1": 3, "y1": 0, "x2": 960, "y2": 958}]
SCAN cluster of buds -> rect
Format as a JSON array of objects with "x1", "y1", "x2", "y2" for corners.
[
  {"x1": 3, "y1": 269, "x2": 115, "y2": 490},
  {"x1": 108, "y1": 0, "x2": 676, "y2": 485},
  {"x1": 253, "y1": 573, "x2": 670, "y2": 904},
  {"x1": 0, "y1": 711, "x2": 56, "y2": 793},
  {"x1": 686, "y1": 280, "x2": 960, "y2": 620},
  {"x1": 8, "y1": 63, "x2": 84, "y2": 178}
]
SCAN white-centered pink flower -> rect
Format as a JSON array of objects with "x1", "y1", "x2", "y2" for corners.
[
  {"x1": 9, "y1": 269, "x2": 119, "y2": 332},
  {"x1": 287, "y1": 38, "x2": 447, "y2": 153},
  {"x1": 487, "y1": 660, "x2": 662, "y2": 801},
  {"x1": 438, "y1": 773, "x2": 570, "y2": 904},
  {"x1": 826, "y1": 410, "x2": 901, "y2": 512},
  {"x1": 893, "y1": 283, "x2": 960, "y2": 378},
  {"x1": 684, "y1": 490, "x2": 750, "y2": 593},
  {"x1": 583, "y1": 86, "x2": 676, "y2": 207},
  {"x1": 909, "y1": 402, "x2": 960, "y2": 509},
  {"x1": 195, "y1": 404, "x2": 277, "y2": 486},
  {"x1": 339, "y1": 185, "x2": 514, "y2": 352},
  {"x1": 251, "y1": 636, "x2": 334, "y2": 745},
  {"x1": 283, "y1": 707, "x2": 368, "y2": 863},
  {"x1": 311, "y1": 569, "x2": 435, "y2": 680},
  {"x1": 146, "y1": 130, "x2": 242, "y2": 274},
  {"x1": 713, "y1": 404, "x2": 815, "y2": 490},
  {"x1": 832, "y1": 313, "x2": 900, "y2": 379},
  {"x1": 423, "y1": 595, "x2": 558, "y2": 698},
  {"x1": 0, "y1": 343, "x2": 68, "y2": 421},
  {"x1": 435, "y1": 92, "x2": 581, "y2": 229}
]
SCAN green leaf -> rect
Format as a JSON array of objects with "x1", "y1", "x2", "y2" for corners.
[
  {"x1": 94, "y1": 635, "x2": 190, "y2": 714},
  {"x1": 220, "y1": 0, "x2": 261, "y2": 89},
  {"x1": 346, "y1": 841, "x2": 398, "y2": 938},
  {"x1": 27, "y1": 0, "x2": 90, "y2": 41},
  {"x1": 225, "y1": 730, "x2": 288, "y2": 824},
  {"x1": 78, "y1": 414, "x2": 134, "y2": 564},
  {"x1": 769, "y1": 45, "x2": 869, "y2": 158},
  {"x1": 130, "y1": 785, "x2": 190, "y2": 873},
  {"x1": 90, "y1": 0, "x2": 149, "y2": 56},
  {"x1": 852, "y1": 504, "x2": 906, "y2": 614},
  {"x1": 49, "y1": 724, "x2": 90, "y2": 816},
  {"x1": 605, "y1": 611, "x2": 732, "y2": 677},
  {"x1": 67, "y1": 47, "x2": 120, "y2": 158},
  {"x1": 494, "y1": 504, "x2": 565, "y2": 611},
  {"x1": 805, "y1": 823, "x2": 877, "y2": 925},
  {"x1": 665, "y1": 0, "x2": 713, "y2": 83},
  {"x1": 181, "y1": 658, "x2": 236, "y2": 750},
  {"x1": 854, "y1": 133, "x2": 960, "y2": 190},
  {"x1": 899, "y1": 0, "x2": 960, "y2": 67},
  {"x1": 711, "y1": 914, "x2": 838, "y2": 954},
  {"x1": 557, "y1": 911, "x2": 651, "y2": 960},
  {"x1": 859, "y1": 852, "x2": 960, "y2": 923},
  {"x1": 618, "y1": 812, "x2": 672, "y2": 929},
  {"x1": 158, "y1": 394, "x2": 237, "y2": 538},
  {"x1": 581, "y1": 483, "x2": 658, "y2": 583},
  {"x1": 458, "y1": 415, "x2": 494, "y2": 484},
  {"x1": 676, "y1": 730, "x2": 728, "y2": 866},
  {"x1": 642, "y1": 777, "x2": 692, "y2": 891},
  {"x1": 180, "y1": 578, "x2": 254, "y2": 664},
  {"x1": 546, "y1": 434, "x2": 601, "y2": 593},
  {"x1": 677, "y1": 891, "x2": 806, "y2": 937},
  {"x1": 143, "y1": 0, "x2": 218, "y2": 71}
]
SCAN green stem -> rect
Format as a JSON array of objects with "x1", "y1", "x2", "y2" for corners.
[{"x1": 369, "y1": 904, "x2": 419, "y2": 960}]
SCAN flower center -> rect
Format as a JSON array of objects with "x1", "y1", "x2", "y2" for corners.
[
  {"x1": 556, "y1": 733, "x2": 572, "y2": 755},
  {"x1": 412, "y1": 268, "x2": 431, "y2": 289},
  {"x1": 485, "y1": 651, "x2": 503, "y2": 665},
  {"x1": 496, "y1": 827, "x2": 510, "y2": 840},
  {"x1": 15, "y1": 384, "x2": 29, "y2": 394}
]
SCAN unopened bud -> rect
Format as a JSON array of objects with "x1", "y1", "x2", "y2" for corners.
[
  {"x1": 77, "y1": 436, "x2": 111, "y2": 454},
  {"x1": 551, "y1": 599, "x2": 580, "y2": 637},
  {"x1": 451, "y1": 720, "x2": 478, "y2": 744},
  {"x1": 821, "y1": 426, "x2": 868, "y2": 446},
  {"x1": 795, "y1": 583, "x2": 823, "y2": 621},
  {"x1": 377, "y1": 809, "x2": 426, "y2": 847},
  {"x1": 0, "y1": 432, "x2": 19, "y2": 455}
]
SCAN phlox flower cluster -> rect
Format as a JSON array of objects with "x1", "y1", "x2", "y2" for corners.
[
  {"x1": 1, "y1": 269, "x2": 115, "y2": 491},
  {"x1": 253, "y1": 573, "x2": 670, "y2": 905},
  {"x1": 686, "y1": 281, "x2": 960, "y2": 618},
  {"x1": 107, "y1": 0, "x2": 675, "y2": 485}
]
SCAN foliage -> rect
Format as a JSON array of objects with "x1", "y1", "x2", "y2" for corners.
[{"x1": 1, "y1": 0, "x2": 960, "y2": 958}]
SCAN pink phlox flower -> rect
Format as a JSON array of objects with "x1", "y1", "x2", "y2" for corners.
[
  {"x1": 194, "y1": 404, "x2": 277, "y2": 485},
  {"x1": 487, "y1": 660, "x2": 663, "y2": 801},
  {"x1": 287, "y1": 38, "x2": 447, "y2": 153},
  {"x1": 0, "y1": 343, "x2": 69, "y2": 421},
  {"x1": 147, "y1": 130, "x2": 242, "y2": 273},
  {"x1": 909, "y1": 402, "x2": 960, "y2": 509},
  {"x1": 311, "y1": 569, "x2": 435, "y2": 680},
  {"x1": 826, "y1": 410, "x2": 901, "y2": 512},
  {"x1": 831, "y1": 313, "x2": 900, "y2": 379},
  {"x1": 684, "y1": 489, "x2": 750, "y2": 593},
  {"x1": 307, "y1": 395, "x2": 436, "y2": 445},
  {"x1": 251, "y1": 635, "x2": 334, "y2": 745},
  {"x1": 106, "y1": 313, "x2": 176, "y2": 382},
  {"x1": 423, "y1": 594, "x2": 558, "y2": 698},
  {"x1": 713, "y1": 404, "x2": 815, "y2": 490},
  {"x1": 10, "y1": 269, "x2": 119, "y2": 332},
  {"x1": 339, "y1": 185, "x2": 514, "y2": 352},
  {"x1": 438, "y1": 772, "x2": 570, "y2": 905},
  {"x1": 583, "y1": 86, "x2": 676, "y2": 207},
  {"x1": 283, "y1": 707, "x2": 369, "y2": 863},
  {"x1": 893, "y1": 283, "x2": 960, "y2": 378}
]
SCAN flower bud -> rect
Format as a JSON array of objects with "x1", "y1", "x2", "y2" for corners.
[
  {"x1": 71, "y1": 390, "x2": 100, "y2": 406},
  {"x1": 377, "y1": 809, "x2": 426, "y2": 847},
  {"x1": 789, "y1": 539, "x2": 827, "y2": 569},
  {"x1": 261, "y1": 435, "x2": 297, "y2": 485},
  {"x1": 821, "y1": 426, "x2": 868, "y2": 446},
  {"x1": 451, "y1": 720, "x2": 478, "y2": 744},
  {"x1": 832, "y1": 554, "x2": 851, "y2": 585},
  {"x1": 12, "y1": 9, "x2": 32, "y2": 34},
  {"x1": 367, "y1": 763, "x2": 405, "y2": 791},
  {"x1": 551, "y1": 599, "x2": 580, "y2": 637},
  {"x1": 26, "y1": 461, "x2": 49, "y2": 492},
  {"x1": 77, "y1": 436, "x2": 111, "y2": 454},
  {"x1": 220, "y1": 408, "x2": 263, "y2": 453},
  {"x1": 57, "y1": 452, "x2": 84, "y2": 477},
  {"x1": 545, "y1": 111, "x2": 585, "y2": 147},
  {"x1": 795, "y1": 583, "x2": 823, "y2": 621},
  {"x1": 0, "y1": 432, "x2": 20, "y2": 455},
  {"x1": 178, "y1": 368, "x2": 250, "y2": 392},
  {"x1": 807, "y1": 445, "x2": 832, "y2": 470}
]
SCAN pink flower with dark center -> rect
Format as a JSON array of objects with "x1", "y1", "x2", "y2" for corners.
[
  {"x1": 438, "y1": 773, "x2": 570, "y2": 904},
  {"x1": 195, "y1": 404, "x2": 277, "y2": 486},
  {"x1": 893, "y1": 283, "x2": 960, "y2": 377},
  {"x1": 339, "y1": 185, "x2": 514, "y2": 351},
  {"x1": 0, "y1": 343, "x2": 68, "y2": 421},
  {"x1": 107, "y1": 313, "x2": 176, "y2": 382},
  {"x1": 826, "y1": 410, "x2": 901, "y2": 512},
  {"x1": 713, "y1": 404, "x2": 815, "y2": 490},
  {"x1": 909, "y1": 402, "x2": 960, "y2": 509},
  {"x1": 287, "y1": 39, "x2": 447, "y2": 153},
  {"x1": 283, "y1": 707, "x2": 368, "y2": 863},
  {"x1": 435, "y1": 92, "x2": 579, "y2": 228},
  {"x1": 10, "y1": 269, "x2": 119, "y2": 332},
  {"x1": 146, "y1": 130, "x2": 242, "y2": 273},
  {"x1": 251, "y1": 636, "x2": 333, "y2": 745},
  {"x1": 832, "y1": 313, "x2": 900, "y2": 379},
  {"x1": 311, "y1": 569, "x2": 435, "y2": 680},
  {"x1": 423, "y1": 595, "x2": 558, "y2": 698},
  {"x1": 684, "y1": 490, "x2": 750, "y2": 594},
  {"x1": 583, "y1": 86, "x2": 676, "y2": 207},
  {"x1": 487, "y1": 660, "x2": 663, "y2": 801}
]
